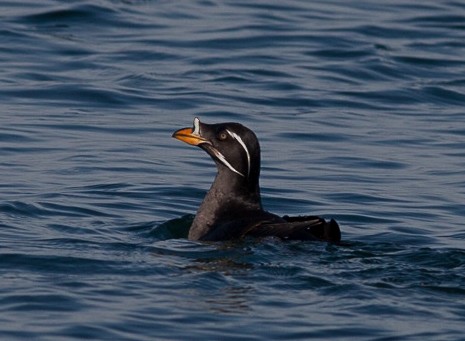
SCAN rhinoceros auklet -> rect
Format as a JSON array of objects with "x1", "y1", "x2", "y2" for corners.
[{"x1": 172, "y1": 117, "x2": 341, "y2": 243}]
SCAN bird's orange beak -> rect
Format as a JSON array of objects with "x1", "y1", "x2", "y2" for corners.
[
  {"x1": 172, "y1": 118, "x2": 209, "y2": 146},
  {"x1": 172, "y1": 127, "x2": 207, "y2": 146}
]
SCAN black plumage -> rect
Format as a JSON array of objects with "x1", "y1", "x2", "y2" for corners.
[{"x1": 172, "y1": 117, "x2": 341, "y2": 243}]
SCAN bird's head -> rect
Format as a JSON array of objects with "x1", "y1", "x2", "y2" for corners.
[{"x1": 172, "y1": 117, "x2": 261, "y2": 187}]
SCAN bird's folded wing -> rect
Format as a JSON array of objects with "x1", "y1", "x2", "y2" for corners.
[{"x1": 244, "y1": 215, "x2": 341, "y2": 243}]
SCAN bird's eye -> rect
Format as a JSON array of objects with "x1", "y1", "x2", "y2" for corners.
[{"x1": 218, "y1": 131, "x2": 228, "y2": 141}]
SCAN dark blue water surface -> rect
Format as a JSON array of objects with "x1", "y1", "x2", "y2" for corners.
[{"x1": 1, "y1": 0, "x2": 465, "y2": 340}]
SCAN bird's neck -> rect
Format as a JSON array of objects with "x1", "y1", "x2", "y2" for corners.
[
  {"x1": 188, "y1": 169, "x2": 262, "y2": 240},
  {"x1": 215, "y1": 168, "x2": 261, "y2": 203}
]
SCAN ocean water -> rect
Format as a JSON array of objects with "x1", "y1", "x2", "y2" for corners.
[{"x1": 1, "y1": 0, "x2": 465, "y2": 340}]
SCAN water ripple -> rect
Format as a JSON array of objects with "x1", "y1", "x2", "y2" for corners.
[{"x1": 1, "y1": 0, "x2": 465, "y2": 340}]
